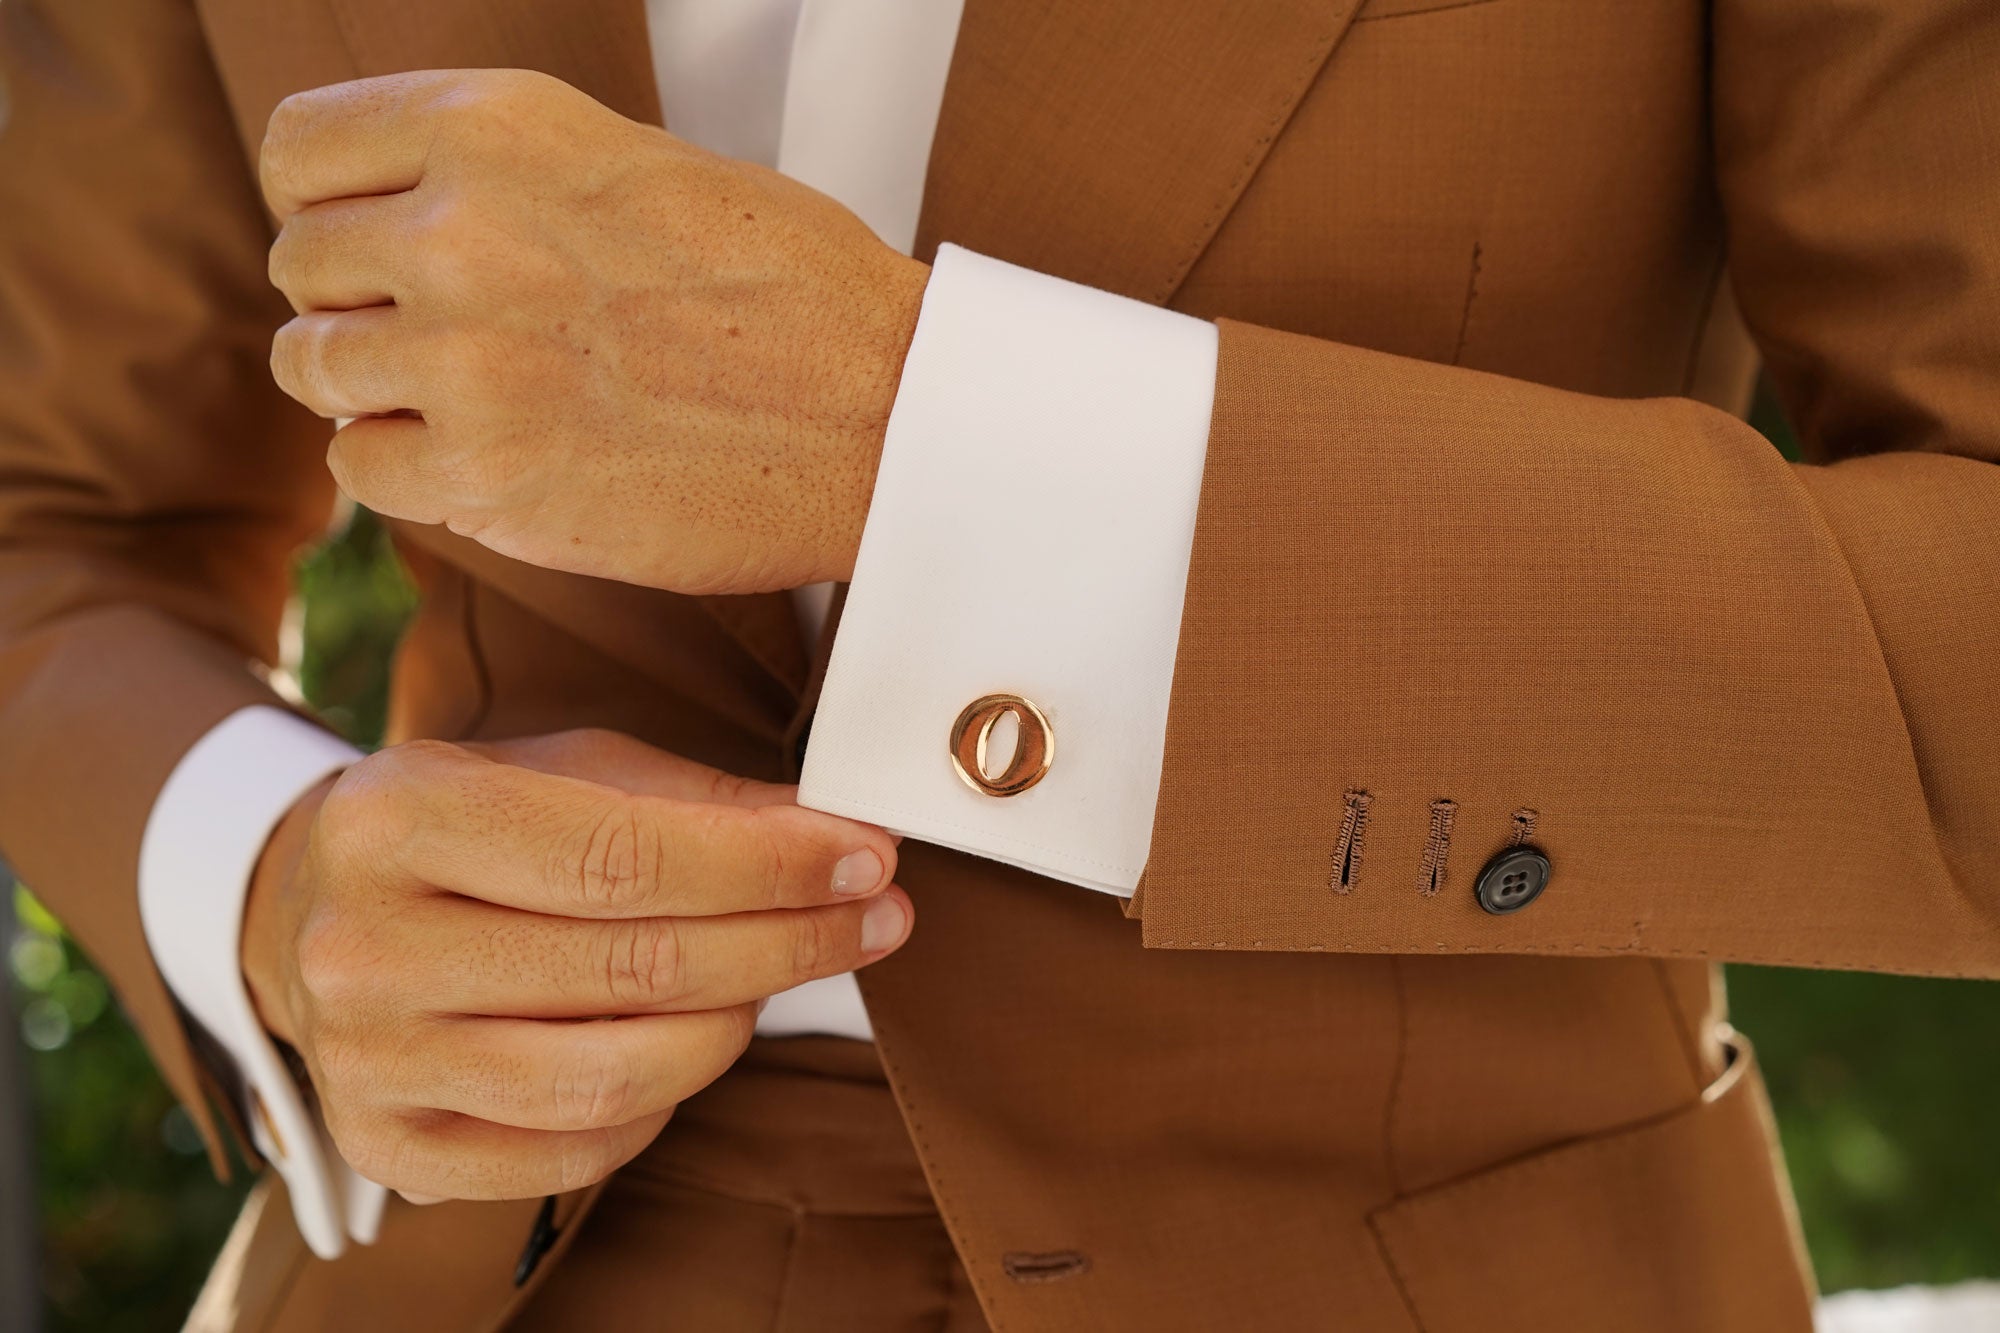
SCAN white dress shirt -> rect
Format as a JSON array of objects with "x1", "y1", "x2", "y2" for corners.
[{"x1": 137, "y1": 0, "x2": 1217, "y2": 1257}]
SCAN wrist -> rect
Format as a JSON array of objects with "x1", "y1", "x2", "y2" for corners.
[
  {"x1": 241, "y1": 772, "x2": 338, "y2": 1048},
  {"x1": 814, "y1": 253, "x2": 929, "y2": 584}
]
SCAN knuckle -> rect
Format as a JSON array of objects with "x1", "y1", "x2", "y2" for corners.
[
  {"x1": 309, "y1": 1023, "x2": 376, "y2": 1102},
  {"x1": 383, "y1": 736, "x2": 467, "y2": 774},
  {"x1": 320, "y1": 753, "x2": 415, "y2": 853},
  {"x1": 719, "y1": 1003, "x2": 758, "y2": 1056},
  {"x1": 461, "y1": 68, "x2": 544, "y2": 118},
  {"x1": 549, "y1": 1053, "x2": 636, "y2": 1131},
  {"x1": 326, "y1": 1109, "x2": 397, "y2": 1184},
  {"x1": 787, "y1": 908, "x2": 841, "y2": 982},
  {"x1": 269, "y1": 323, "x2": 309, "y2": 397},
  {"x1": 267, "y1": 229, "x2": 300, "y2": 297},
  {"x1": 412, "y1": 198, "x2": 475, "y2": 276},
  {"x1": 698, "y1": 804, "x2": 781, "y2": 908},
  {"x1": 603, "y1": 917, "x2": 682, "y2": 1005},
  {"x1": 294, "y1": 910, "x2": 359, "y2": 1002},
  {"x1": 354, "y1": 1115, "x2": 452, "y2": 1195},
  {"x1": 707, "y1": 768, "x2": 759, "y2": 809},
  {"x1": 756, "y1": 832, "x2": 788, "y2": 904},
  {"x1": 433, "y1": 76, "x2": 495, "y2": 122},
  {"x1": 557, "y1": 726, "x2": 624, "y2": 754},
  {"x1": 260, "y1": 95, "x2": 311, "y2": 187},
  {"x1": 326, "y1": 751, "x2": 396, "y2": 815},
  {"x1": 552, "y1": 1130, "x2": 622, "y2": 1194},
  {"x1": 572, "y1": 803, "x2": 660, "y2": 911},
  {"x1": 754, "y1": 817, "x2": 796, "y2": 910}
]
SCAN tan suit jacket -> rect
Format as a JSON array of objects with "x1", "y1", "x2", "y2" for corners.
[{"x1": 3, "y1": 0, "x2": 1996, "y2": 1328}]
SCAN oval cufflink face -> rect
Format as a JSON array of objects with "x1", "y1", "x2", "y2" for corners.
[{"x1": 950, "y1": 694, "x2": 1054, "y2": 797}]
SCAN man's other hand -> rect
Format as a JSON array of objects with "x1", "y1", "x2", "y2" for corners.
[
  {"x1": 261, "y1": 69, "x2": 930, "y2": 595},
  {"x1": 240, "y1": 729, "x2": 911, "y2": 1201}
]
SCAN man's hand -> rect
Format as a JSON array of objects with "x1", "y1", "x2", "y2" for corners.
[
  {"x1": 241, "y1": 729, "x2": 911, "y2": 1201},
  {"x1": 261, "y1": 69, "x2": 929, "y2": 595}
]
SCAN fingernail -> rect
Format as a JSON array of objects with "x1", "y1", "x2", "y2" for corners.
[
  {"x1": 832, "y1": 848, "x2": 884, "y2": 896},
  {"x1": 860, "y1": 895, "x2": 907, "y2": 955}
]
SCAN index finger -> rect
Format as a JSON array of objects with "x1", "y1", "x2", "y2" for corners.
[
  {"x1": 260, "y1": 71, "x2": 460, "y2": 219},
  {"x1": 343, "y1": 743, "x2": 899, "y2": 917}
]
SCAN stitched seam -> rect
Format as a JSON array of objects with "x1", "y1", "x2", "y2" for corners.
[
  {"x1": 769, "y1": 1203, "x2": 808, "y2": 1333},
  {"x1": 1368, "y1": 1215, "x2": 1432, "y2": 1333},
  {"x1": 1449, "y1": 243, "x2": 1482, "y2": 365},
  {"x1": 246, "y1": 1208, "x2": 314, "y2": 1333},
  {"x1": 1364, "y1": 1092, "x2": 1735, "y2": 1333},
  {"x1": 1771, "y1": 466, "x2": 1965, "y2": 902},
  {"x1": 321, "y1": 0, "x2": 369, "y2": 83},
  {"x1": 1380, "y1": 957, "x2": 1410, "y2": 1197},
  {"x1": 1330, "y1": 789, "x2": 1373, "y2": 892},
  {"x1": 1649, "y1": 958, "x2": 1710, "y2": 1096},
  {"x1": 1150, "y1": 8, "x2": 1360, "y2": 304},
  {"x1": 1356, "y1": 0, "x2": 1503, "y2": 21},
  {"x1": 1143, "y1": 934, "x2": 1997, "y2": 976},
  {"x1": 1371, "y1": 1076, "x2": 1727, "y2": 1215},
  {"x1": 1416, "y1": 800, "x2": 1457, "y2": 896},
  {"x1": 861, "y1": 999, "x2": 1008, "y2": 1331},
  {"x1": 936, "y1": 1224, "x2": 958, "y2": 1333},
  {"x1": 632, "y1": 1165, "x2": 943, "y2": 1220}
]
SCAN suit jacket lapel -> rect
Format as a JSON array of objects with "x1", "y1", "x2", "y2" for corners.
[
  {"x1": 917, "y1": 0, "x2": 1364, "y2": 306},
  {"x1": 325, "y1": 0, "x2": 811, "y2": 694}
]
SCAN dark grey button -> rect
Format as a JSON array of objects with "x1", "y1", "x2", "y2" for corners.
[{"x1": 1475, "y1": 847, "x2": 1550, "y2": 915}]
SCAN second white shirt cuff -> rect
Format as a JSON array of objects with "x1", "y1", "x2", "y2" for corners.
[
  {"x1": 799, "y1": 244, "x2": 1218, "y2": 895},
  {"x1": 136, "y1": 705, "x2": 382, "y2": 1260}
]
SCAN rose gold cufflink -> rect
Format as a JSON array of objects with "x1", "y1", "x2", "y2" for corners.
[{"x1": 949, "y1": 693, "x2": 1054, "y2": 797}]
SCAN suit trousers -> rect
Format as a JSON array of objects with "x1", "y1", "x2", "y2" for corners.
[{"x1": 509, "y1": 1036, "x2": 990, "y2": 1332}]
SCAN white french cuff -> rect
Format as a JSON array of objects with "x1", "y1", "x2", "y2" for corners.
[
  {"x1": 799, "y1": 244, "x2": 1218, "y2": 896},
  {"x1": 137, "y1": 705, "x2": 385, "y2": 1260}
]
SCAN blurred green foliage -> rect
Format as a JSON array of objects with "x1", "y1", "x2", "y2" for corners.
[
  {"x1": 291, "y1": 504, "x2": 423, "y2": 750},
  {"x1": 9, "y1": 423, "x2": 1999, "y2": 1327},
  {"x1": 1732, "y1": 966, "x2": 2000, "y2": 1290},
  {"x1": 12, "y1": 887, "x2": 245, "y2": 1332}
]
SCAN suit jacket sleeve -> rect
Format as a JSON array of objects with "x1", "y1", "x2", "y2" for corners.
[
  {"x1": 0, "y1": 0, "x2": 338, "y2": 1164},
  {"x1": 1138, "y1": 0, "x2": 2000, "y2": 978}
]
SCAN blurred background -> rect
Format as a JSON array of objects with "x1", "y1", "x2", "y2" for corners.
[{"x1": 5, "y1": 389, "x2": 1998, "y2": 1330}]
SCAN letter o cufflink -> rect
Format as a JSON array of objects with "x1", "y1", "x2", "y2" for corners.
[{"x1": 950, "y1": 694, "x2": 1054, "y2": 797}]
